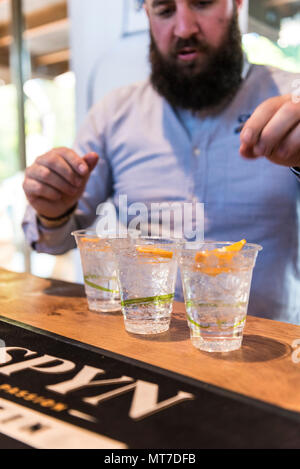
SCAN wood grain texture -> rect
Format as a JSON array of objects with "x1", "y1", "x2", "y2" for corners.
[{"x1": 0, "y1": 268, "x2": 300, "y2": 414}]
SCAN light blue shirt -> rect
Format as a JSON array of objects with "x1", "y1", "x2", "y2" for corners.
[{"x1": 23, "y1": 63, "x2": 300, "y2": 324}]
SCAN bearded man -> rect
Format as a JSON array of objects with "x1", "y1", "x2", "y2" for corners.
[{"x1": 22, "y1": 0, "x2": 300, "y2": 324}]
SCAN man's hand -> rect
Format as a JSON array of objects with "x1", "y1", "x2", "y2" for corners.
[
  {"x1": 240, "y1": 94, "x2": 300, "y2": 167},
  {"x1": 23, "y1": 147, "x2": 99, "y2": 219}
]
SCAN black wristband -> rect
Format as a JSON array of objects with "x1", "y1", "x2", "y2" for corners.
[{"x1": 39, "y1": 203, "x2": 77, "y2": 221}]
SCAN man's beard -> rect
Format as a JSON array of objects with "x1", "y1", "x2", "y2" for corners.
[{"x1": 149, "y1": 12, "x2": 244, "y2": 112}]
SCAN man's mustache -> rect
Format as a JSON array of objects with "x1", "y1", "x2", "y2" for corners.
[{"x1": 172, "y1": 37, "x2": 211, "y2": 55}]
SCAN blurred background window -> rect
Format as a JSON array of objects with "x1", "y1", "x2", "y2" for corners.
[
  {"x1": 0, "y1": 0, "x2": 299, "y2": 283},
  {"x1": 0, "y1": 0, "x2": 75, "y2": 280},
  {"x1": 244, "y1": 0, "x2": 300, "y2": 72}
]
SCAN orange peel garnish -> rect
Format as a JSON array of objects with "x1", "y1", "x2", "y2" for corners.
[
  {"x1": 219, "y1": 239, "x2": 247, "y2": 253},
  {"x1": 195, "y1": 266, "x2": 232, "y2": 277},
  {"x1": 195, "y1": 239, "x2": 246, "y2": 262},
  {"x1": 194, "y1": 239, "x2": 246, "y2": 275},
  {"x1": 80, "y1": 237, "x2": 101, "y2": 243},
  {"x1": 136, "y1": 246, "x2": 173, "y2": 259},
  {"x1": 80, "y1": 237, "x2": 110, "y2": 252}
]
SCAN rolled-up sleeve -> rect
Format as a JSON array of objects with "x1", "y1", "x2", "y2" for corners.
[{"x1": 22, "y1": 205, "x2": 78, "y2": 254}]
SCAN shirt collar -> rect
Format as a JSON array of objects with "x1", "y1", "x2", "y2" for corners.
[{"x1": 242, "y1": 54, "x2": 251, "y2": 80}]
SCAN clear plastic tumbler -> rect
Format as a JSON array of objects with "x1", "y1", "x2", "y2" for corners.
[
  {"x1": 72, "y1": 230, "x2": 121, "y2": 313},
  {"x1": 111, "y1": 237, "x2": 181, "y2": 335},
  {"x1": 180, "y1": 241, "x2": 262, "y2": 352}
]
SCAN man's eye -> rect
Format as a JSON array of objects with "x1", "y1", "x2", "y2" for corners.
[
  {"x1": 191, "y1": 0, "x2": 213, "y2": 9},
  {"x1": 194, "y1": 1, "x2": 213, "y2": 8},
  {"x1": 156, "y1": 7, "x2": 175, "y2": 17}
]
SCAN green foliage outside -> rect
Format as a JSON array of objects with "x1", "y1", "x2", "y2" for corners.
[{"x1": 243, "y1": 34, "x2": 300, "y2": 73}]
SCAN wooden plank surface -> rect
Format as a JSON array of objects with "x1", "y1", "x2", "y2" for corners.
[{"x1": 0, "y1": 268, "x2": 300, "y2": 414}]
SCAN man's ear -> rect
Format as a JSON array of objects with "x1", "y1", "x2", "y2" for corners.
[
  {"x1": 235, "y1": 0, "x2": 244, "y2": 11},
  {"x1": 143, "y1": 0, "x2": 149, "y2": 18}
]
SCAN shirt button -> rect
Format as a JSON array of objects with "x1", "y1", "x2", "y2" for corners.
[{"x1": 193, "y1": 148, "x2": 201, "y2": 156}]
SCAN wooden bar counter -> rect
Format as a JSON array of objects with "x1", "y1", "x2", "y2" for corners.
[{"x1": 0, "y1": 267, "x2": 300, "y2": 449}]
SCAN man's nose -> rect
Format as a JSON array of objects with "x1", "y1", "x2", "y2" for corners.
[{"x1": 174, "y1": 6, "x2": 199, "y2": 38}]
